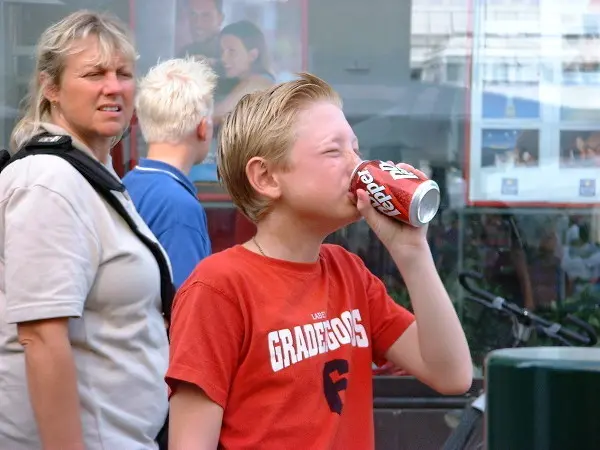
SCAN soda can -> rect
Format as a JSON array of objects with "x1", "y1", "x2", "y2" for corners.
[{"x1": 349, "y1": 160, "x2": 440, "y2": 227}]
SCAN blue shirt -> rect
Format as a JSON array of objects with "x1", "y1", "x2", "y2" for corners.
[{"x1": 122, "y1": 158, "x2": 211, "y2": 288}]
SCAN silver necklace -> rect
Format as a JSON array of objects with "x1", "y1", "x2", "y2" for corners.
[{"x1": 253, "y1": 236, "x2": 266, "y2": 257}]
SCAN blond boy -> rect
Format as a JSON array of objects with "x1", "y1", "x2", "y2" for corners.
[{"x1": 166, "y1": 73, "x2": 472, "y2": 449}]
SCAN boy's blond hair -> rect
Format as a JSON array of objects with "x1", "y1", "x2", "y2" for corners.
[
  {"x1": 217, "y1": 72, "x2": 342, "y2": 222},
  {"x1": 136, "y1": 57, "x2": 217, "y2": 144}
]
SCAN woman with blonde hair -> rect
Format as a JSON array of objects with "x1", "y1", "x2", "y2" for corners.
[{"x1": 0, "y1": 10, "x2": 169, "y2": 450}]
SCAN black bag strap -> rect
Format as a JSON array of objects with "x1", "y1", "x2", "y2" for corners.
[{"x1": 0, "y1": 134, "x2": 175, "y2": 325}]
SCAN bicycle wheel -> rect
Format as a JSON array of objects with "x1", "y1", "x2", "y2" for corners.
[{"x1": 441, "y1": 405, "x2": 484, "y2": 450}]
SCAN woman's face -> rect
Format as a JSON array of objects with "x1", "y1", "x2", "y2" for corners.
[
  {"x1": 220, "y1": 34, "x2": 258, "y2": 78},
  {"x1": 44, "y1": 35, "x2": 135, "y2": 151}
]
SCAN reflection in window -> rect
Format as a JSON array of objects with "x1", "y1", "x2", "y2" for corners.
[
  {"x1": 452, "y1": 12, "x2": 468, "y2": 34},
  {"x1": 3, "y1": 0, "x2": 600, "y2": 381},
  {"x1": 412, "y1": 12, "x2": 429, "y2": 35},
  {"x1": 446, "y1": 62, "x2": 464, "y2": 83},
  {"x1": 429, "y1": 12, "x2": 452, "y2": 35}
]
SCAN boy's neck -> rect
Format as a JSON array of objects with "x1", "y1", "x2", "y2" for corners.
[
  {"x1": 146, "y1": 142, "x2": 196, "y2": 176},
  {"x1": 248, "y1": 211, "x2": 326, "y2": 263}
]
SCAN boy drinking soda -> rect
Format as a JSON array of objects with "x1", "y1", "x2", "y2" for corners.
[{"x1": 166, "y1": 73, "x2": 472, "y2": 449}]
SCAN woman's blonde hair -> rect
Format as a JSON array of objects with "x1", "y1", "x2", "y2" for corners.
[{"x1": 10, "y1": 10, "x2": 137, "y2": 151}]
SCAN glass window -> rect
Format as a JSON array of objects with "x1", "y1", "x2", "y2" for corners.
[
  {"x1": 446, "y1": 62, "x2": 465, "y2": 83},
  {"x1": 412, "y1": 11, "x2": 430, "y2": 35},
  {"x1": 429, "y1": 12, "x2": 453, "y2": 35},
  {"x1": 3, "y1": 0, "x2": 599, "y2": 385},
  {"x1": 452, "y1": 12, "x2": 469, "y2": 34},
  {"x1": 174, "y1": 0, "x2": 304, "y2": 182}
]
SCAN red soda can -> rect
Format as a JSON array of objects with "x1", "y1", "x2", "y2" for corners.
[{"x1": 349, "y1": 160, "x2": 440, "y2": 227}]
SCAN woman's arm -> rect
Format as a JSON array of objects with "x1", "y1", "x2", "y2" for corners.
[
  {"x1": 3, "y1": 158, "x2": 100, "y2": 448},
  {"x1": 18, "y1": 318, "x2": 84, "y2": 450}
]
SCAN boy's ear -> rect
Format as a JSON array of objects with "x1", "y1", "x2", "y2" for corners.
[
  {"x1": 196, "y1": 117, "x2": 211, "y2": 142},
  {"x1": 246, "y1": 157, "x2": 281, "y2": 201}
]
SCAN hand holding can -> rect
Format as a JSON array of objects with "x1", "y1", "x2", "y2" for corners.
[{"x1": 349, "y1": 160, "x2": 440, "y2": 227}]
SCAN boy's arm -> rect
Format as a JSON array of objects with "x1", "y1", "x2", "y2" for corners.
[
  {"x1": 384, "y1": 244, "x2": 473, "y2": 395},
  {"x1": 354, "y1": 166, "x2": 472, "y2": 395},
  {"x1": 166, "y1": 280, "x2": 244, "y2": 447},
  {"x1": 169, "y1": 382, "x2": 223, "y2": 450}
]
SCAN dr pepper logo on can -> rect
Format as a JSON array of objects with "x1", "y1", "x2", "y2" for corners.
[{"x1": 349, "y1": 160, "x2": 440, "y2": 227}]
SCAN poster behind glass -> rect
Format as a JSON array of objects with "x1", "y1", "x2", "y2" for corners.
[
  {"x1": 174, "y1": 0, "x2": 304, "y2": 183},
  {"x1": 467, "y1": 0, "x2": 600, "y2": 206}
]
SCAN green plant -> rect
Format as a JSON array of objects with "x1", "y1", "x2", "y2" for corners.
[{"x1": 534, "y1": 288, "x2": 600, "y2": 347}]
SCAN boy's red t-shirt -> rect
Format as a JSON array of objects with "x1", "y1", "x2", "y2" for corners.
[{"x1": 166, "y1": 244, "x2": 415, "y2": 450}]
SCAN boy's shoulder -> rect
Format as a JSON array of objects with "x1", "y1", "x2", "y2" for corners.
[
  {"x1": 0, "y1": 153, "x2": 104, "y2": 212},
  {"x1": 178, "y1": 245, "x2": 252, "y2": 292},
  {"x1": 123, "y1": 168, "x2": 189, "y2": 199},
  {"x1": 320, "y1": 243, "x2": 369, "y2": 273},
  {"x1": 177, "y1": 244, "x2": 372, "y2": 297},
  {"x1": 124, "y1": 168, "x2": 203, "y2": 220},
  {"x1": 320, "y1": 243, "x2": 357, "y2": 259}
]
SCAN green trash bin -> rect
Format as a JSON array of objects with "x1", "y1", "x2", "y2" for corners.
[{"x1": 486, "y1": 347, "x2": 600, "y2": 450}]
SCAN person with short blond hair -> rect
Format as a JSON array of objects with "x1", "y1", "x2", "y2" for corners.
[
  {"x1": 217, "y1": 73, "x2": 341, "y2": 222},
  {"x1": 123, "y1": 57, "x2": 216, "y2": 286},
  {"x1": 166, "y1": 73, "x2": 472, "y2": 449},
  {"x1": 0, "y1": 10, "x2": 169, "y2": 450},
  {"x1": 135, "y1": 57, "x2": 216, "y2": 144}
]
